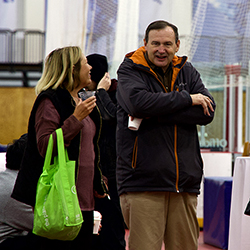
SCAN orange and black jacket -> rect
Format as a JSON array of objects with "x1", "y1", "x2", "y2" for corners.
[{"x1": 116, "y1": 46, "x2": 216, "y2": 195}]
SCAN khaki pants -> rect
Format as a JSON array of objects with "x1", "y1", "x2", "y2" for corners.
[{"x1": 120, "y1": 192, "x2": 199, "y2": 250}]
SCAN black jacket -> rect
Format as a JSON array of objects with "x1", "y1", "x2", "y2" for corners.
[
  {"x1": 12, "y1": 87, "x2": 105, "y2": 207},
  {"x1": 116, "y1": 46, "x2": 216, "y2": 196},
  {"x1": 95, "y1": 79, "x2": 117, "y2": 180}
]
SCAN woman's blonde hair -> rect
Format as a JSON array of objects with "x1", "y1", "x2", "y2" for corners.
[{"x1": 35, "y1": 46, "x2": 83, "y2": 95}]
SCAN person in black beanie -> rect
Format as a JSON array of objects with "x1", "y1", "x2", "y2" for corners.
[
  {"x1": 86, "y1": 54, "x2": 126, "y2": 250},
  {"x1": 87, "y1": 54, "x2": 108, "y2": 86}
]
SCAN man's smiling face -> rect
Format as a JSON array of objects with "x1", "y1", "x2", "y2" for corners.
[{"x1": 144, "y1": 26, "x2": 180, "y2": 72}]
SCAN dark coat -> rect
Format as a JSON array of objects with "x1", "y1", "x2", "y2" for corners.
[
  {"x1": 12, "y1": 87, "x2": 106, "y2": 207},
  {"x1": 116, "y1": 46, "x2": 216, "y2": 196},
  {"x1": 95, "y1": 79, "x2": 117, "y2": 180}
]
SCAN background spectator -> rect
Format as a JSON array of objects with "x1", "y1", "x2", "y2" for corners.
[
  {"x1": 86, "y1": 53, "x2": 126, "y2": 250},
  {"x1": 0, "y1": 133, "x2": 34, "y2": 250}
]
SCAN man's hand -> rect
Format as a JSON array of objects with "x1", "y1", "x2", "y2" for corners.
[{"x1": 190, "y1": 93, "x2": 214, "y2": 116}]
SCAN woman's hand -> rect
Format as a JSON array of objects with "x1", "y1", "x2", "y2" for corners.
[
  {"x1": 94, "y1": 191, "x2": 108, "y2": 199},
  {"x1": 73, "y1": 96, "x2": 96, "y2": 121},
  {"x1": 94, "y1": 176, "x2": 110, "y2": 199},
  {"x1": 97, "y1": 72, "x2": 111, "y2": 91}
]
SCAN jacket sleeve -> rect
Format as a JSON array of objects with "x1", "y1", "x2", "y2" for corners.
[
  {"x1": 159, "y1": 103, "x2": 216, "y2": 125},
  {"x1": 117, "y1": 59, "x2": 192, "y2": 118},
  {"x1": 158, "y1": 92, "x2": 216, "y2": 126},
  {"x1": 4, "y1": 198, "x2": 33, "y2": 231},
  {"x1": 158, "y1": 63, "x2": 216, "y2": 125},
  {"x1": 95, "y1": 88, "x2": 116, "y2": 121}
]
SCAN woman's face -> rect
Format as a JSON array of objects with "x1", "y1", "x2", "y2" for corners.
[{"x1": 78, "y1": 55, "x2": 92, "y2": 88}]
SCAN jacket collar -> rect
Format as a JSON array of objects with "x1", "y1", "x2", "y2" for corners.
[
  {"x1": 126, "y1": 46, "x2": 187, "y2": 71},
  {"x1": 125, "y1": 46, "x2": 188, "y2": 92}
]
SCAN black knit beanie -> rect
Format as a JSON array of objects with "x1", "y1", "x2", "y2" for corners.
[{"x1": 87, "y1": 54, "x2": 108, "y2": 84}]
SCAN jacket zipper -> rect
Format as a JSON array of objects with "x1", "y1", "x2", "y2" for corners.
[
  {"x1": 132, "y1": 136, "x2": 138, "y2": 168},
  {"x1": 174, "y1": 125, "x2": 179, "y2": 193},
  {"x1": 95, "y1": 105, "x2": 110, "y2": 197},
  {"x1": 73, "y1": 99, "x2": 108, "y2": 197},
  {"x1": 173, "y1": 80, "x2": 180, "y2": 193},
  {"x1": 137, "y1": 64, "x2": 183, "y2": 193},
  {"x1": 144, "y1": 69, "x2": 166, "y2": 91}
]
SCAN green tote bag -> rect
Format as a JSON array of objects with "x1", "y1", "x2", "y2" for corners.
[{"x1": 33, "y1": 128, "x2": 83, "y2": 241}]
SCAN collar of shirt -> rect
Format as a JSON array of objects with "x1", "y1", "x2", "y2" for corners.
[{"x1": 144, "y1": 52, "x2": 173, "y2": 92}]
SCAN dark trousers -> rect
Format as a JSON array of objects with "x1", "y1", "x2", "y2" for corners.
[
  {"x1": 92, "y1": 179, "x2": 126, "y2": 250},
  {"x1": 0, "y1": 232, "x2": 36, "y2": 250},
  {"x1": 26, "y1": 210, "x2": 94, "y2": 250}
]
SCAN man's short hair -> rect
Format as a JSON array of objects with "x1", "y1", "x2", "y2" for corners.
[{"x1": 144, "y1": 20, "x2": 179, "y2": 44}]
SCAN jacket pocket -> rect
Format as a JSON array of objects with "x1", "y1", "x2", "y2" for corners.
[{"x1": 131, "y1": 136, "x2": 138, "y2": 169}]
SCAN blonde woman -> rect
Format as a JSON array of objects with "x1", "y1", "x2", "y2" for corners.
[{"x1": 12, "y1": 46, "x2": 109, "y2": 250}]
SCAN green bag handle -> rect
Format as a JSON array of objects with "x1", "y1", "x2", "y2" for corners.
[
  {"x1": 43, "y1": 132, "x2": 54, "y2": 171},
  {"x1": 56, "y1": 128, "x2": 68, "y2": 167},
  {"x1": 43, "y1": 128, "x2": 69, "y2": 171}
]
